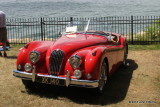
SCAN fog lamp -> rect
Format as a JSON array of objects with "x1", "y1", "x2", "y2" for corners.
[
  {"x1": 74, "y1": 70, "x2": 82, "y2": 79},
  {"x1": 24, "y1": 63, "x2": 32, "y2": 72},
  {"x1": 17, "y1": 64, "x2": 22, "y2": 70}
]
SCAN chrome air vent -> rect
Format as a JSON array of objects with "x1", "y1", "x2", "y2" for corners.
[{"x1": 50, "y1": 49, "x2": 64, "y2": 75}]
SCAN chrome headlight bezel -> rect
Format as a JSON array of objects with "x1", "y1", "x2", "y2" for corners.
[
  {"x1": 29, "y1": 51, "x2": 40, "y2": 64},
  {"x1": 69, "y1": 55, "x2": 81, "y2": 68}
]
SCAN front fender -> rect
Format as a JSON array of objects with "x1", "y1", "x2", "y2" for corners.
[
  {"x1": 16, "y1": 41, "x2": 54, "y2": 73},
  {"x1": 84, "y1": 47, "x2": 107, "y2": 80},
  {"x1": 63, "y1": 46, "x2": 107, "y2": 80}
]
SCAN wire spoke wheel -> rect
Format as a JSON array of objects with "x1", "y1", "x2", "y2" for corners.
[{"x1": 98, "y1": 61, "x2": 107, "y2": 93}]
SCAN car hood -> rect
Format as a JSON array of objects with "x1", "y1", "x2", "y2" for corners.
[{"x1": 50, "y1": 33, "x2": 107, "y2": 54}]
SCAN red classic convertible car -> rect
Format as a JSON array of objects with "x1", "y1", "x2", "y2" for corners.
[{"x1": 13, "y1": 20, "x2": 128, "y2": 93}]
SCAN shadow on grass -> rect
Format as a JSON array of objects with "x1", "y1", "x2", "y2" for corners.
[
  {"x1": 6, "y1": 56, "x2": 17, "y2": 59},
  {"x1": 25, "y1": 59, "x2": 138, "y2": 106}
]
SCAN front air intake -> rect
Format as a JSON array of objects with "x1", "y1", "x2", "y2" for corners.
[{"x1": 50, "y1": 49, "x2": 64, "y2": 75}]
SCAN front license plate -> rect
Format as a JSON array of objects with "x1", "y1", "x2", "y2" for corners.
[{"x1": 36, "y1": 76, "x2": 65, "y2": 86}]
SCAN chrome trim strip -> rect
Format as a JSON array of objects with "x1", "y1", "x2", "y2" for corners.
[
  {"x1": 13, "y1": 70, "x2": 99, "y2": 88},
  {"x1": 70, "y1": 79, "x2": 99, "y2": 87},
  {"x1": 13, "y1": 70, "x2": 32, "y2": 80}
]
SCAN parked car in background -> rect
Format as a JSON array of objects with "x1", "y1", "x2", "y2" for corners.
[{"x1": 13, "y1": 20, "x2": 128, "y2": 93}]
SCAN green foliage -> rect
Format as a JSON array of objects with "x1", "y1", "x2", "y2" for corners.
[
  {"x1": 145, "y1": 19, "x2": 160, "y2": 41},
  {"x1": 128, "y1": 19, "x2": 160, "y2": 44},
  {"x1": 10, "y1": 44, "x2": 25, "y2": 48},
  {"x1": 129, "y1": 45, "x2": 160, "y2": 50}
]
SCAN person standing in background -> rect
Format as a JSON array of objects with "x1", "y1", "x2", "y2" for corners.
[{"x1": 0, "y1": 11, "x2": 7, "y2": 57}]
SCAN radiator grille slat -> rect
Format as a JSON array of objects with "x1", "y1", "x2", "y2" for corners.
[{"x1": 50, "y1": 50, "x2": 64, "y2": 75}]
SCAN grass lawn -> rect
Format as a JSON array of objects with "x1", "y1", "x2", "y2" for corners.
[{"x1": 129, "y1": 45, "x2": 160, "y2": 50}]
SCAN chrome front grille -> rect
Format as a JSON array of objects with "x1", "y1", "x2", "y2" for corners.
[{"x1": 50, "y1": 49, "x2": 64, "y2": 75}]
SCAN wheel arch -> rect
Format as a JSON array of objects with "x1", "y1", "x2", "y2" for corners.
[{"x1": 103, "y1": 57, "x2": 109, "y2": 77}]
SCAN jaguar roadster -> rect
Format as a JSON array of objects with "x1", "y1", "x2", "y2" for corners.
[{"x1": 13, "y1": 20, "x2": 128, "y2": 93}]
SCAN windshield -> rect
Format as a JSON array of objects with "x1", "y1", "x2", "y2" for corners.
[
  {"x1": 65, "y1": 20, "x2": 90, "y2": 33},
  {"x1": 61, "y1": 20, "x2": 120, "y2": 43},
  {"x1": 63, "y1": 20, "x2": 112, "y2": 37}
]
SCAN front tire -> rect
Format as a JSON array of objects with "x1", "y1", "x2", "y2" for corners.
[{"x1": 97, "y1": 61, "x2": 108, "y2": 94}]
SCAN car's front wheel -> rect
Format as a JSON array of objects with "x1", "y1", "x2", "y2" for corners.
[{"x1": 97, "y1": 61, "x2": 108, "y2": 94}]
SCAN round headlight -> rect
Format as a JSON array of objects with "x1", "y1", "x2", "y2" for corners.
[
  {"x1": 24, "y1": 63, "x2": 32, "y2": 72},
  {"x1": 29, "y1": 51, "x2": 40, "y2": 64},
  {"x1": 69, "y1": 55, "x2": 81, "y2": 68},
  {"x1": 74, "y1": 70, "x2": 82, "y2": 79}
]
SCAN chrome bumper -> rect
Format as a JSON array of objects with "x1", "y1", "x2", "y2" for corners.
[{"x1": 13, "y1": 70, "x2": 99, "y2": 88}]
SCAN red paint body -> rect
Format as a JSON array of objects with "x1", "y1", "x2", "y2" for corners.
[{"x1": 16, "y1": 32, "x2": 127, "y2": 81}]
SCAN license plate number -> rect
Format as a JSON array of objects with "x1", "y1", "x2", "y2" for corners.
[{"x1": 36, "y1": 76, "x2": 65, "y2": 86}]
